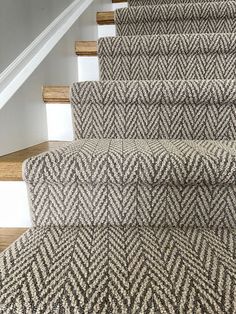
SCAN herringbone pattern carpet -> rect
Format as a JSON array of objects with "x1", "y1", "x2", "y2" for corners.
[
  {"x1": 23, "y1": 139, "x2": 236, "y2": 228},
  {"x1": 98, "y1": 33, "x2": 236, "y2": 80},
  {"x1": 1, "y1": 0, "x2": 236, "y2": 312},
  {"x1": 128, "y1": 0, "x2": 233, "y2": 6},
  {"x1": 71, "y1": 80, "x2": 236, "y2": 139},
  {"x1": 116, "y1": 1, "x2": 236, "y2": 36},
  {"x1": 1, "y1": 226, "x2": 236, "y2": 313}
]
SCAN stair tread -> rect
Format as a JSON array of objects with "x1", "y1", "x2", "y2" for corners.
[
  {"x1": 75, "y1": 41, "x2": 97, "y2": 56},
  {"x1": 24, "y1": 138, "x2": 236, "y2": 186},
  {"x1": 43, "y1": 86, "x2": 70, "y2": 103},
  {"x1": 0, "y1": 228, "x2": 28, "y2": 252},
  {"x1": 98, "y1": 33, "x2": 236, "y2": 80},
  {"x1": 116, "y1": 1, "x2": 236, "y2": 36},
  {"x1": 1, "y1": 225, "x2": 235, "y2": 311},
  {"x1": 0, "y1": 141, "x2": 70, "y2": 181},
  {"x1": 97, "y1": 11, "x2": 115, "y2": 24},
  {"x1": 128, "y1": 0, "x2": 229, "y2": 6},
  {"x1": 71, "y1": 80, "x2": 236, "y2": 140}
]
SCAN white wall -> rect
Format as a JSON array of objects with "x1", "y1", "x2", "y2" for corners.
[
  {"x1": 0, "y1": 0, "x2": 77, "y2": 156},
  {"x1": 0, "y1": 0, "x2": 75, "y2": 72},
  {"x1": 46, "y1": 0, "x2": 115, "y2": 141},
  {"x1": 0, "y1": 0, "x2": 127, "y2": 156},
  {"x1": 46, "y1": 1, "x2": 127, "y2": 141},
  {"x1": 0, "y1": 0, "x2": 118, "y2": 227}
]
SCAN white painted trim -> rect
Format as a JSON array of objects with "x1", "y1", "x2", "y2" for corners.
[{"x1": 0, "y1": 0, "x2": 94, "y2": 110}]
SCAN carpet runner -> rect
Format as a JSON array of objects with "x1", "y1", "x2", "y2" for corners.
[
  {"x1": 115, "y1": 1, "x2": 236, "y2": 36},
  {"x1": 71, "y1": 80, "x2": 236, "y2": 139},
  {"x1": 128, "y1": 0, "x2": 232, "y2": 5},
  {"x1": 1, "y1": 226, "x2": 236, "y2": 313},
  {"x1": 99, "y1": 33, "x2": 236, "y2": 80},
  {"x1": 1, "y1": 0, "x2": 236, "y2": 313}
]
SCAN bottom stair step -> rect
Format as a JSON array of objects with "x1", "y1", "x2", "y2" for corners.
[
  {"x1": 0, "y1": 141, "x2": 70, "y2": 181},
  {"x1": 0, "y1": 226, "x2": 235, "y2": 312}
]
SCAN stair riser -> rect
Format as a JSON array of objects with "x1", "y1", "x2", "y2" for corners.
[
  {"x1": 115, "y1": 2, "x2": 236, "y2": 36},
  {"x1": 116, "y1": 18, "x2": 236, "y2": 36},
  {"x1": 98, "y1": 34, "x2": 236, "y2": 81},
  {"x1": 72, "y1": 101, "x2": 236, "y2": 140},
  {"x1": 71, "y1": 80, "x2": 236, "y2": 140},
  {"x1": 0, "y1": 182, "x2": 31, "y2": 227},
  {"x1": 128, "y1": 0, "x2": 232, "y2": 5},
  {"x1": 28, "y1": 182, "x2": 236, "y2": 228}
]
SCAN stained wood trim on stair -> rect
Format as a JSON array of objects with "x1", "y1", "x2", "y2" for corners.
[
  {"x1": 112, "y1": 0, "x2": 126, "y2": 2},
  {"x1": 43, "y1": 86, "x2": 70, "y2": 103},
  {"x1": 97, "y1": 11, "x2": 115, "y2": 25},
  {"x1": 0, "y1": 141, "x2": 70, "y2": 181},
  {"x1": 0, "y1": 228, "x2": 28, "y2": 252},
  {"x1": 75, "y1": 41, "x2": 97, "y2": 56}
]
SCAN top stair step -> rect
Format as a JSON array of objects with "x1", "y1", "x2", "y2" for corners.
[
  {"x1": 115, "y1": 1, "x2": 236, "y2": 36},
  {"x1": 127, "y1": 0, "x2": 231, "y2": 5}
]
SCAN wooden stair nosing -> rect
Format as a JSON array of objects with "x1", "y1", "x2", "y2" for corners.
[
  {"x1": 97, "y1": 11, "x2": 115, "y2": 25},
  {"x1": 0, "y1": 141, "x2": 70, "y2": 181},
  {"x1": 112, "y1": 0, "x2": 126, "y2": 2},
  {"x1": 0, "y1": 228, "x2": 28, "y2": 252},
  {"x1": 43, "y1": 86, "x2": 70, "y2": 103},
  {"x1": 75, "y1": 41, "x2": 97, "y2": 56}
]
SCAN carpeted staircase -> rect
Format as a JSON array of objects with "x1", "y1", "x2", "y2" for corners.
[{"x1": 1, "y1": 0, "x2": 236, "y2": 313}]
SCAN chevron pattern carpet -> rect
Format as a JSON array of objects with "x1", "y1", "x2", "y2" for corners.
[
  {"x1": 115, "y1": 1, "x2": 236, "y2": 36},
  {"x1": 98, "y1": 33, "x2": 236, "y2": 80},
  {"x1": 24, "y1": 139, "x2": 236, "y2": 228},
  {"x1": 1, "y1": 226, "x2": 236, "y2": 313},
  {"x1": 1, "y1": 0, "x2": 236, "y2": 313},
  {"x1": 128, "y1": 0, "x2": 232, "y2": 5},
  {"x1": 71, "y1": 80, "x2": 236, "y2": 139}
]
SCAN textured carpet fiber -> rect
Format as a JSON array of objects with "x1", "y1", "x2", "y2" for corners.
[
  {"x1": 1, "y1": 226, "x2": 236, "y2": 313},
  {"x1": 71, "y1": 80, "x2": 236, "y2": 139},
  {"x1": 24, "y1": 139, "x2": 236, "y2": 228},
  {"x1": 98, "y1": 33, "x2": 236, "y2": 80},
  {"x1": 115, "y1": 1, "x2": 236, "y2": 36},
  {"x1": 1, "y1": 0, "x2": 236, "y2": 312},
  {"x1": 128, "y1": 0, "x2": 231, "y2": 6}
]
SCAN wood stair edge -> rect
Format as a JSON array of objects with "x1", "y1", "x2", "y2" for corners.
[
  {"x1": 43, "y1": 86, "x2": 70, "y2": 103},
  {"x1": 96, "y1": 11, "x2": 115, "y2": 25},
  {"x1": 112, "y1": 0, "x2": 126, "y2": 2},
  {"x1": 0, "y1": 228, "x2": 29, "y2": 252},
  {"x1": 0, "y1": 141, "x2": 70, "y2": 181},
  {"x1": 75, "y1": 41, "x2": 97, "y2": 56}
]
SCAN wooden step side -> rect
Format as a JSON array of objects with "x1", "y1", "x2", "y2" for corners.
[
  {"x1": 97, "y1": 11, "x2": 115, "y2": 25},
  {"x1": 112, "y1": 0, "x2": 126, "y2": 2},
  {"x1": 0, "y1": 141, "x2": 70, "y2": 181},
  {"x1": 0, "y1": 228, "x2": 28, "y2": 252},
  {"x1": 75, "y1": 41, "x2": 97, "y2": 56},
  {"x1": 43, "y1": 86, "x2": 70, "y2": 103}
]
